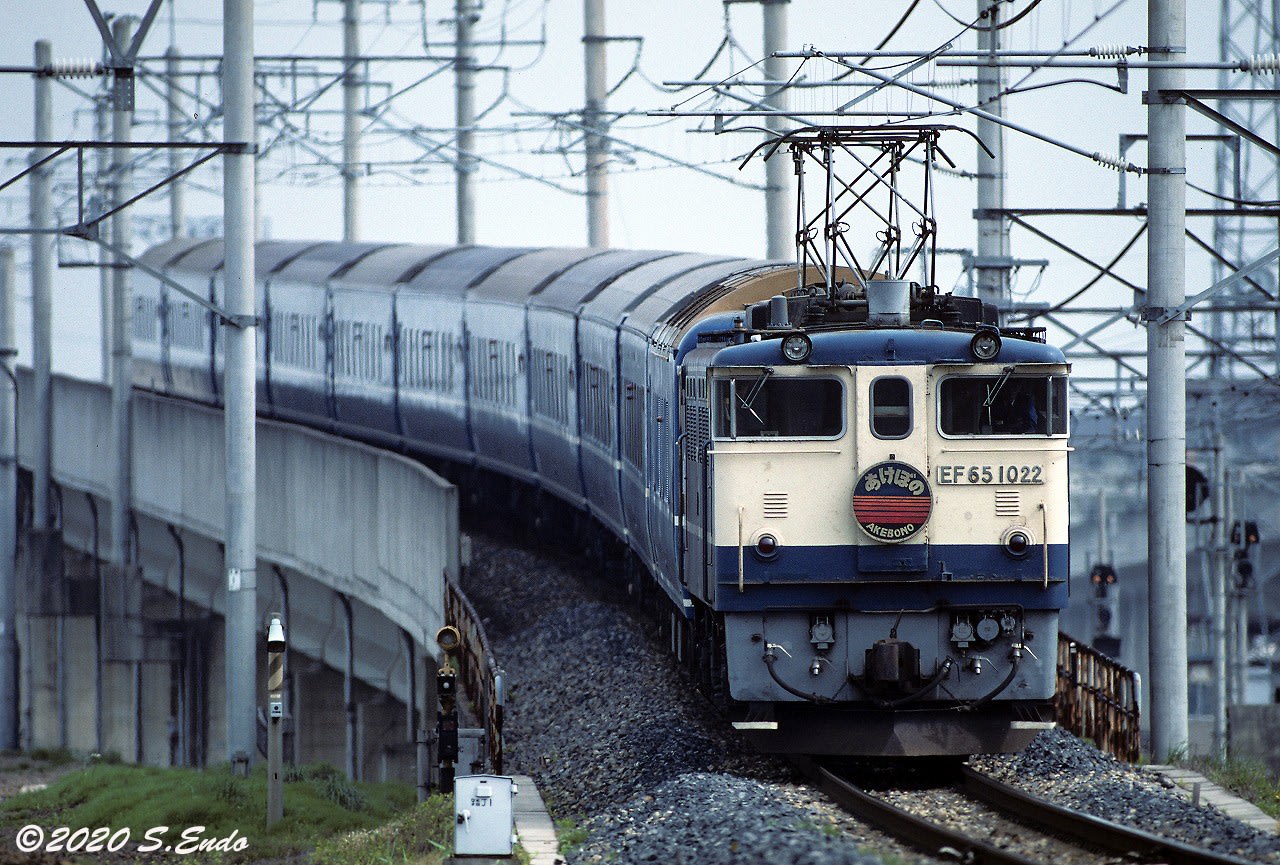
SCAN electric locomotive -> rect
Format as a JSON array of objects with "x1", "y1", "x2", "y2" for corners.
[{"x1": 677, "y1": 278, "x2": 1067, "y2": 756}]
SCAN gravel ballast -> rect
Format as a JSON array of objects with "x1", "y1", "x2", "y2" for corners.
[
  {"x1": 973, "y1": 727, "x2": 1280, "y2": 863},
  {"x1": 462, "y1": 531, "x2": 1279, "y2": 864},
  {"x1": 463, "y1": 534, "x2": 912, "y2": 864}
]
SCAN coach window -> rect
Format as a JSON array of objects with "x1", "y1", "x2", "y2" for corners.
[
  {"x1": 713, "y1": 373, "x2": 843, "y2": 439},
  {"x1": 871, "y1": 376, "x2": 911, "y2": 439},
  {"x1": 939, "y1": 374, "x2": 1068, "y2": 436}
]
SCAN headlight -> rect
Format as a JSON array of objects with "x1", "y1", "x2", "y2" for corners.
[
  {"x1": 970, "y1": 328, "x2": 1002, "y2": 361},
  {"x1": 781, "y1": 332, "x2": 812, "y2": 363},
  {"x1": 754, "y1": 533, "x2": 780, "y2": 560},
  {"x1": 1002, "y1": 528, "x2": 1032, "y2": 559}
]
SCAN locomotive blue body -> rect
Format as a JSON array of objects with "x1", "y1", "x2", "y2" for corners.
[{"x1": 135, "y1": 238, "x2": 1068, "y2": 756}]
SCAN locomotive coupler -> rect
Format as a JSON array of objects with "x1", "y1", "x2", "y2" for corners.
[{"x1": 863, "y1": 637, "x2": 922, "y2": 696}]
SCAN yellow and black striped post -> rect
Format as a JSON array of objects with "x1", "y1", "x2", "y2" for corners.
[{"x1": 266, "y1": 614, "x2": 286, "y2": 826}]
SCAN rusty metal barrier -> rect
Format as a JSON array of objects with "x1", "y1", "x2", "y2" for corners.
[
  {"x1": 445, "y1": 575, "x2": 505, "y2": 774},
  {"x1": 1056, "y1": 633, "x2": 1141, "y2": 762}
]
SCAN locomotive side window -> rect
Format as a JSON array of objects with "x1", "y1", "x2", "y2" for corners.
[
  {"x1": 939, "y1": 375, "x2": 1068, "y2": 436},
  {"x1": 713, "y1": 375, "x2": 843, "y2": 439},
  {"x1": 871, "y1": 376, "x2": 912, "y2": 439}
]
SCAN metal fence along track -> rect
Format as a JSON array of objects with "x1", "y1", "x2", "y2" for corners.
[
  {"x1": 1056, "y1": 633, "x2": 1141, "y2": 761},
  {"x1": 445, "y1": 575, "x2": 506, "y2": 774}
]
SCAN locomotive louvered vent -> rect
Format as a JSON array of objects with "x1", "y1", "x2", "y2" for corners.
[
  {"x1": 688, "y1": 405, "x2": 709, "y2": 463},
  {"x1": 994, "y1": 490, "x2": 1021, "y2": 518},
  {"x1": 763, "y1": 492, "x2": 789, "y2": 519}
]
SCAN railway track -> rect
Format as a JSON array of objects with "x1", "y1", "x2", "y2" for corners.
[{"x1": 795, "y1": 756, "x2": 1263, "y2": 865}]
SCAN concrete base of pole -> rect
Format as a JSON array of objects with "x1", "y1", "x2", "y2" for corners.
[{"x1": 0, "y1": 633, "x2": 16, "y2": 750}]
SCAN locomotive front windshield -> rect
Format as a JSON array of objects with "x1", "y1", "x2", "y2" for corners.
[
  {"x1": 714, "y1": 374, "x2": 843, "y2": 439},
  {"x1": 939, "y1": 374, "x2": 1068, "y2": 436}
]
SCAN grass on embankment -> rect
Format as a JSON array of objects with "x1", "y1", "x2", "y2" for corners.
[
  {"x1": 1186, "y1": 755, "x2": 1280, "y2": 819},
  {"x1": 0, "y1": 758, "x2": 457, "y2": 864}
]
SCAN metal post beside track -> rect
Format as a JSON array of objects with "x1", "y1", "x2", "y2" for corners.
[{"x1": 266, "y1": 614, "x2": 285, "y2": 826}]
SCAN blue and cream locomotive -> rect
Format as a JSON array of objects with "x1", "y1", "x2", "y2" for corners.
[{"x1": 134, "y1": 235, "x2": 1067, "y2": 757}]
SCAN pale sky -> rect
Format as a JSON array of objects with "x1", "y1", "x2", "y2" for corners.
[{"x1": 0, "y1": 0, "x2": 1255, "y2": 385}]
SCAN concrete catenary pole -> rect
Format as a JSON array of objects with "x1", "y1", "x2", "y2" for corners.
[
  {"x1": 974, "y1": 2, "x2": 1010, "y2": 314},
  {"x1": 454, "y1": 0, "x2": 476, "y2": 245},
  {"x1": 1210, "y1": 428, "x2": 1228, "y2": 759},
  {"x1": 109, "y1": 16, "x2": 134, "y2": 575},
  {"x1": 762, "y1": 0, "x2": 792, "y2": 260},
  {"x1": 1146, "y1": 0, "x2": 1189, "y2": 761},
  {"x1": 109, "y1": 16, "x2": 142, "y2": 763},
  {"x1": 583, "y1": 0, "x2": 609, "y2": 248},
  {"x1": 342, "y1": 0, "x2": 360, "y2": 242},
  {"x1": 0, "y1": 246, "x2": 18, "y2": 751},
  {"x1": 31, "y1": 40, "x2": 53, "y2": 533},
  {"x1": 166, "y1": 47, "x2": 186, "y2": 239},
  {"x1": 223, "y1": 0, "x2": 259, "y2": 769},
  {"x1": 96, "y1": 90, "x2": 113, "y2": 380}
]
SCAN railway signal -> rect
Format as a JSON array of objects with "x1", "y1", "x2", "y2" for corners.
[
  {"x1": 1229, "y1": 521, "x2": 1260, "y2": 590},
  {"x1": 1230, "y1": 520, "x2": 1260, "y2": 549},
  {"x1": 436, "y1": 626, "x2": 461, "y2": 794},
  {"x1": 1090, "y1": 564, "x2": 1121, "y2": 659}
]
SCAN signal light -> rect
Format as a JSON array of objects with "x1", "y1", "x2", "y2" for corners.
[
  {"x1": 1091, "y1": 563, "x2": 1117, "y2": 598},
  {"x1": 1090, "y1": 563, "x2": 1117, "y2": 584},
  {"x1": 1230, "y1": 520, "x2": 1261, "y2": 549}
]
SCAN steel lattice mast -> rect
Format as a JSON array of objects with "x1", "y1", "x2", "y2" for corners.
[{"x1": 1212, "y1": 0, "x2": 1280, "y2": 378}]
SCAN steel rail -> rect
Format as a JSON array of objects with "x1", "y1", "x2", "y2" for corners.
[
  {"x1": 792, "y1": 757, "x2": 1042, "y2": 865},
  {"x1": 961, "y1": 767, "x2": 1261, "y2": 865}
]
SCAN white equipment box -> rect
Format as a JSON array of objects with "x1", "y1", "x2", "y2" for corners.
[{"x1": 453, "y1": 774, "x2": 516, "y2": 856}]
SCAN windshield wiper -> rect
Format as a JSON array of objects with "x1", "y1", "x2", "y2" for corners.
[
  {"x1": 737, "y1": 367, "x2": 774, "y2": 425},
  {"x1": 983, "y1": 365, "x2": 1016, "y2": 409}
]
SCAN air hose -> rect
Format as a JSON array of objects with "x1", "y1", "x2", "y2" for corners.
[
  {"x1": 874, "y1": 657, "x2": 955, "y2": 708},
  {"x1": 966, "y1": 645, "x2": 1024, "y2": 710},
  {"x1": 763, "y1": 646, "x2": 837, "y2": 705}
]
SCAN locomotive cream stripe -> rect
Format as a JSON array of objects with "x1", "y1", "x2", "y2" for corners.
[{"x1": 713, "y1": 363, "x2": 1069, "y2": 552}]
